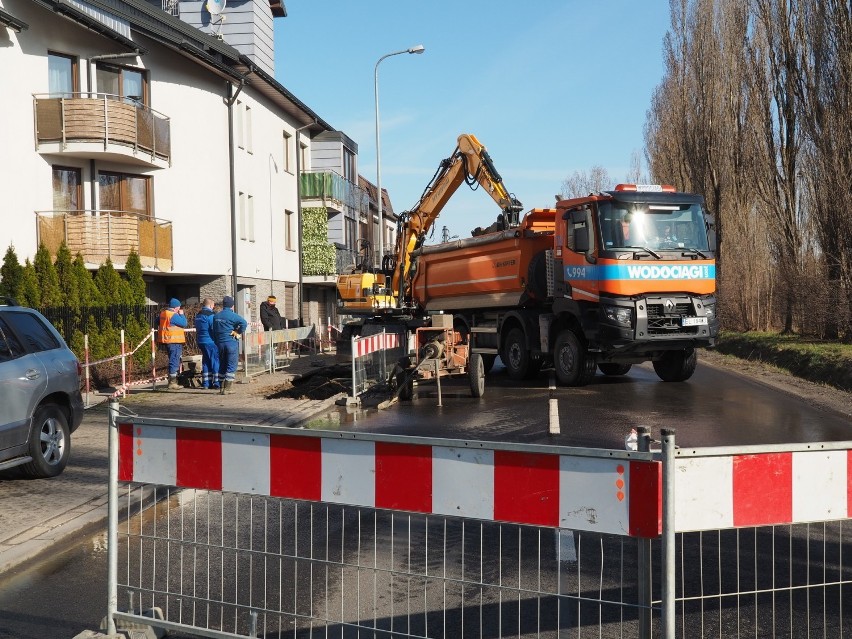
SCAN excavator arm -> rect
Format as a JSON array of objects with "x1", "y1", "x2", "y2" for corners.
[{"x1": 388, "y1": 133, "x2": 523, "y2": 306}]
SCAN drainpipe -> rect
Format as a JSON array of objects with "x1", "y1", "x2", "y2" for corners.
[
  {"x1": 224, "y1": 79, "x2": 246, "y2": 301},
  {"x1": 86, "y1": 51, "x2": 143, "y2": 210}
]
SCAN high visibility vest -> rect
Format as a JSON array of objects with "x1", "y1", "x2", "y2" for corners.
[{"x1": 158, "y1": 309, "x2": 185, "y2": 344}]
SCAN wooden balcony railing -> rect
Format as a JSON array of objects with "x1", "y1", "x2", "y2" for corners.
[
  {"x1": 33, "y1": 93, "x2": 171, "y2": 166},
  {"x1": 36, "y1": 210, "x2": 173, "y2": 271}
]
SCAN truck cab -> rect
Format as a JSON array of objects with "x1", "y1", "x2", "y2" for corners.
[{"x1": 551, "y1": 184, "x2": 718, "y2": 382}]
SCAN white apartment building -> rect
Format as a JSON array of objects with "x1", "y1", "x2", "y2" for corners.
[{"x1": 0, "y1": 0, "x2": 341, "y2": 325}]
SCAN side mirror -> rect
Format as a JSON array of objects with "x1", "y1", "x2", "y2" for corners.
[{"x1": 574, "y1": 227, "x2": 590, "y2": 253}]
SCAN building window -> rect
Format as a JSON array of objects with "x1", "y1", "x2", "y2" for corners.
[
  {"x1": 247, "y1": 195, "x2": 255, "y2": 242},
  {"x1": 48, "y1": 52, "x2": 78, "y2": 96},
  {"x1": 239, "y1": 191, "x2": 246, "y2": 239},
  {"x1": 98, "y1": 172, "x2": 151, "y2": 218},
  {"x1": 245, "y1": 105, "x2": 253, "y2": 154},
  {"x1": 283, "y1": 131, "x2": 292, "y2": 173},
  {"x1": 236, "y1": 100, "x2": 244, "y2": 150},
  {"x1": 52, "y1": 166, "x2": 82, "y2": 211},
  {"x1": 345, "y1": 216, "x2": 357, "y2": 252},
  {"x1": 343, "y1": 147, "x2": 355, "y2": 183},
  {"x1": 97, "y1": 63, "x2": 147, "y2": 105},
  {"x1": 285, "y1": 210, "x2": 294, "y2": 251}
]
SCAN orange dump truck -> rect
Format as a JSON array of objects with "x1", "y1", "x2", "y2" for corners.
[{"x1": 410, "y1": 184, "x2": 718, "y2": 385}]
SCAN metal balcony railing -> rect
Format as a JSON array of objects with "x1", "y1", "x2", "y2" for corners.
[
  {"x1": 36, "y1": 210, "x2": 173, "y2": 271},
  {"x1": 33, "y1": 93, "x2": 171, "y2": 165},
  {"x1": 300, "y1": 170, "x2": 369, "y2": 214}
]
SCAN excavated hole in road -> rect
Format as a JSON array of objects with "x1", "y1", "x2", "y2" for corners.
[{"x1": 265, "y1": 367, "x2": 352, "y2": 401}]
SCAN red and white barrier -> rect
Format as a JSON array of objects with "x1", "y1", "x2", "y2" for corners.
[
  {"x1": 674, "y1": 450, "x2": 852, "y2": 531},
  {"x1": 118, "y1": 423, "x2": 660, "y2": 538},
  {"x1": 353, "y1": 332, "x2": 400, "y2": 358}
]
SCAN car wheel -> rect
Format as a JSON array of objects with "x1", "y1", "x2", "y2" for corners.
[
  {"x1": 468, "y1": 352, "x2": 485, "y2": 398},
  {"x1": 23, "y1": 404, "x2": 70, "y2": 479},
  {"x1": 653, "y1": 348, "x2": 698, "y2": 382},
  {"x1": 598, "y1": 363, "x2": 633, "y2": 376},
  {"x1": 554, "y1": 330, "x2": 594, "y2": 387}
]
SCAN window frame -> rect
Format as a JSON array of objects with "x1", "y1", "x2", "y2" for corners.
[
  {"x1": 285, "y1": 209, "x2": 294, "y2": 251},
  {"x1": 98, "y1": 171, "x2": 152, "y2": 218},
  {"x1": 47, "y1": 51, "x2": 79, "y2": 96},
  {"x1": 52, "y1": 165, "x2": 83, "y2": 212},
  {"x1": 96, "y1": 61, "x2": 149, "y2": 105}
]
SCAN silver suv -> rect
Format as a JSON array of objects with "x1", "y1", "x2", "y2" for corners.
[{"x1": 0, "y1": 300, "x2": 84, "y2": 478}]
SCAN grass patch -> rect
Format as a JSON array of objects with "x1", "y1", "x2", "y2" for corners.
[{"x1": 716, "y1": 331, "x2": 852, "y2": 392}]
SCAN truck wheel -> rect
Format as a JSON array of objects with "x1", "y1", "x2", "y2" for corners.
[
  {"x1": 468, "y1": 353, "x2": 485, "y2": 398},
  {"x1": 598, "y1": 363, "x2": 632, "y2": 376},
  {"x1": 554, "y1": 330, "x2": 594, "y2": 387},
  {"x1": 653, "y1": 348, "x2": 698, "y2": 382},
  {"x1": 503, "y1": 328, "x2": 535, "y2": 380}
]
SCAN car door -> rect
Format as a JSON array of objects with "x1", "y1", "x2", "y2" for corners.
[{"x1": 0, "y1": 314, "x2": 48, "y2": 452}]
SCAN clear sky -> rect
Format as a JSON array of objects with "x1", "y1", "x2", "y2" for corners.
[{"x1": 274, "y1": 1, "x2": 671, "y2": 242}]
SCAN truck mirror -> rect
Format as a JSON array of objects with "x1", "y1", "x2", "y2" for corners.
[
  {"x1": 571, "y1": 209, "x2": 587, "y2": 224},
  {"x1": 574, "y1": 227, "x2": 590, "y2": 253}
]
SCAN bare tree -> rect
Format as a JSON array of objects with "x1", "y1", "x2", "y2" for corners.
[{"x1": 558, "y1": 166, "x2": 612, "y2": 200}]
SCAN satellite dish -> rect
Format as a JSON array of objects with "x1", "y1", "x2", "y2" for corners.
[{"x1": 206, "y1": 0, "x2": 226, "y2": 15}]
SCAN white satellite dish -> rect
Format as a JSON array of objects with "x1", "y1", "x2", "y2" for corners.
[{"x1": 206, "y1": 0, "x2": 226, "y2": 15}]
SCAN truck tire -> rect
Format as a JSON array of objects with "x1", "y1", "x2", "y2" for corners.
[
  {"x1": 554, "y1": 330, "x2": 595, "y2": 387},
  {"x1": 502, "y1": 328, "x2": 540, "y2": 380},
  {"x1": 468, "y1": 352, "x2": 485, "y2": 398},
  {"x1": 653, "y1": 348, "x2": 698, "y2": 382},
  {"x1": 598, "y1": 363, "x2": 632, "y2": 376}
]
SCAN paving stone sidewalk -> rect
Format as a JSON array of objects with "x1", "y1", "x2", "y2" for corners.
[{"x1": 0, "y1": 353, "x2": 343, "y2": 575}]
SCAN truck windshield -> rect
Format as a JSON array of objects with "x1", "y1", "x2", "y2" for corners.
[{"x1": 597, "y1": 201, "x2": 710, "y2": 252}]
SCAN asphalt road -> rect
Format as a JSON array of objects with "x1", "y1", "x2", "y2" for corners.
[{"x1": 1, "y1": 356, "x2": 851, "y2": 638}]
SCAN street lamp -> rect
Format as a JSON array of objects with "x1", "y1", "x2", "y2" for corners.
[
  {"x1": 374, "y1": 44, "x2": 425, "y2": 274},
  {"x1": 268, "y1": 153, "x2": 278, "y2": 296}
]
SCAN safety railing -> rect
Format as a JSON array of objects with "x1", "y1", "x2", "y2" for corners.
[
  {"x1": 104, "y1": 405, "x2": 852, "y2": 638},
  {"x1": 240, "y1": 324, "x2": 319, "y2": 379},
  {"x1": 349, "y1": 330, "x2": 405, "y2": 403}
]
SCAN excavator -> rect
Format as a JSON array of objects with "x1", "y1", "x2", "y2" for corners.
[
  {"x1": 336, "y1": 133, "x2": 523, "y2": 316},
  {"x1": 335, "y1": 133, "x2": 522, "y2": 399}
]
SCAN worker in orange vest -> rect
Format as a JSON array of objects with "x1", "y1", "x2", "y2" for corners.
[{"x1": 158, "y1": 298, "x2": 187, "y2": 389}]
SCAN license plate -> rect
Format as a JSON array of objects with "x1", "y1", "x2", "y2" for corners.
[{"x1": 681, "y1": 317, "x2": 708, "y2": 326}]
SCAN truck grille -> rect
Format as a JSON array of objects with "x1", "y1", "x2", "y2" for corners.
[{"x1": 646, "y1": 303, "x2": 697, "y2": 335}]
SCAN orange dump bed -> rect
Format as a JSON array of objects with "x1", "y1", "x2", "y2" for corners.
[{"x1": 411, "y1": 209, "x2": 555, "y2": 311}]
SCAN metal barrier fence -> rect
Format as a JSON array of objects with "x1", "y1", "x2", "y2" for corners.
[
  {"x1": 241, "y1": 325, "x2": 319, "y2": 379},
  {"x1": 350, "y1": 331, "x2": 404, "y2": 402},
  {"x1": 105, "y1": 404, "x2": 852, "y2": 638}
]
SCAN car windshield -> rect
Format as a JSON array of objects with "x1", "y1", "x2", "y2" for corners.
[{"x1": 597, "y1": 201, "x2": 710, "y2": 252}]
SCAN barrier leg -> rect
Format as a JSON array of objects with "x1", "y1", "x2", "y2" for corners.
[
  {"x1": 637, "y1": 426, "x2": 653, "y2": 639},
  {"x1": 435, "y1": 358, "x2": 442, "y2": 407},
  {"x1": 661, "y1": 428, "x2": 676, "y2": 639},
  {"x1": 84, "y1": 333, "x2": 90, "y2": 408},
  {"x1": 151, "y1": 329, "x2": 157, "y2": 390},
  {"x1": 106, "y1": 398, "x2": 119, "y2": 635}
]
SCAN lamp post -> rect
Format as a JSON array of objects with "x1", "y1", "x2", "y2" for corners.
[
  {"x1": 374, "y1": 44, "x2": 425, "y2": 272},
  {"x1": 268, "y1": 153, "x2": 278, "y2": 296}
]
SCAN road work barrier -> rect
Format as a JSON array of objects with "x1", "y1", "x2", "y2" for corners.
[
  {"x1": 105, "y1": 403, "x2": 852, "y2": 638},
  {"x1": 240, "y1": 324, "x2": 317, "y2": 378},
  {"x1": 349, "y1": 330, "x2": 403, "y2": 402}
]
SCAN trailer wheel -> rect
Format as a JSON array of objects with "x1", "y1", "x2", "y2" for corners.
[
  {"x1": 653, "y1": 348, "x2": 697, "y2": 382},
  {"x1": 598, "y1": 363, "x2": 632, "y2": 376},
  {"x1": 503, "y1": 328, "x2": 539, "y2": 380},
  {"x1": 468, "y1": 353, "x2": 485, "y2": 398},
  {"x1": 554, "y1": 330, "x2": 594, "y2": 387}
]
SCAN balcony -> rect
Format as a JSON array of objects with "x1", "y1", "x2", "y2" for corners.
[
  {"x1": 36, "y1": 210, "x2": 173, "y2": 271},
  {"x1": 300, "y1": 170, "x2": 368, "y2": 214},
  {"x1": 33, "y1": 93, "x2": 171, "y2": 168}
]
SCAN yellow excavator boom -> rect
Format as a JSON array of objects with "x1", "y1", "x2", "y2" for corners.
[{"x1": 336, "y1": 133, "x2": 522, "y2": 315}]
